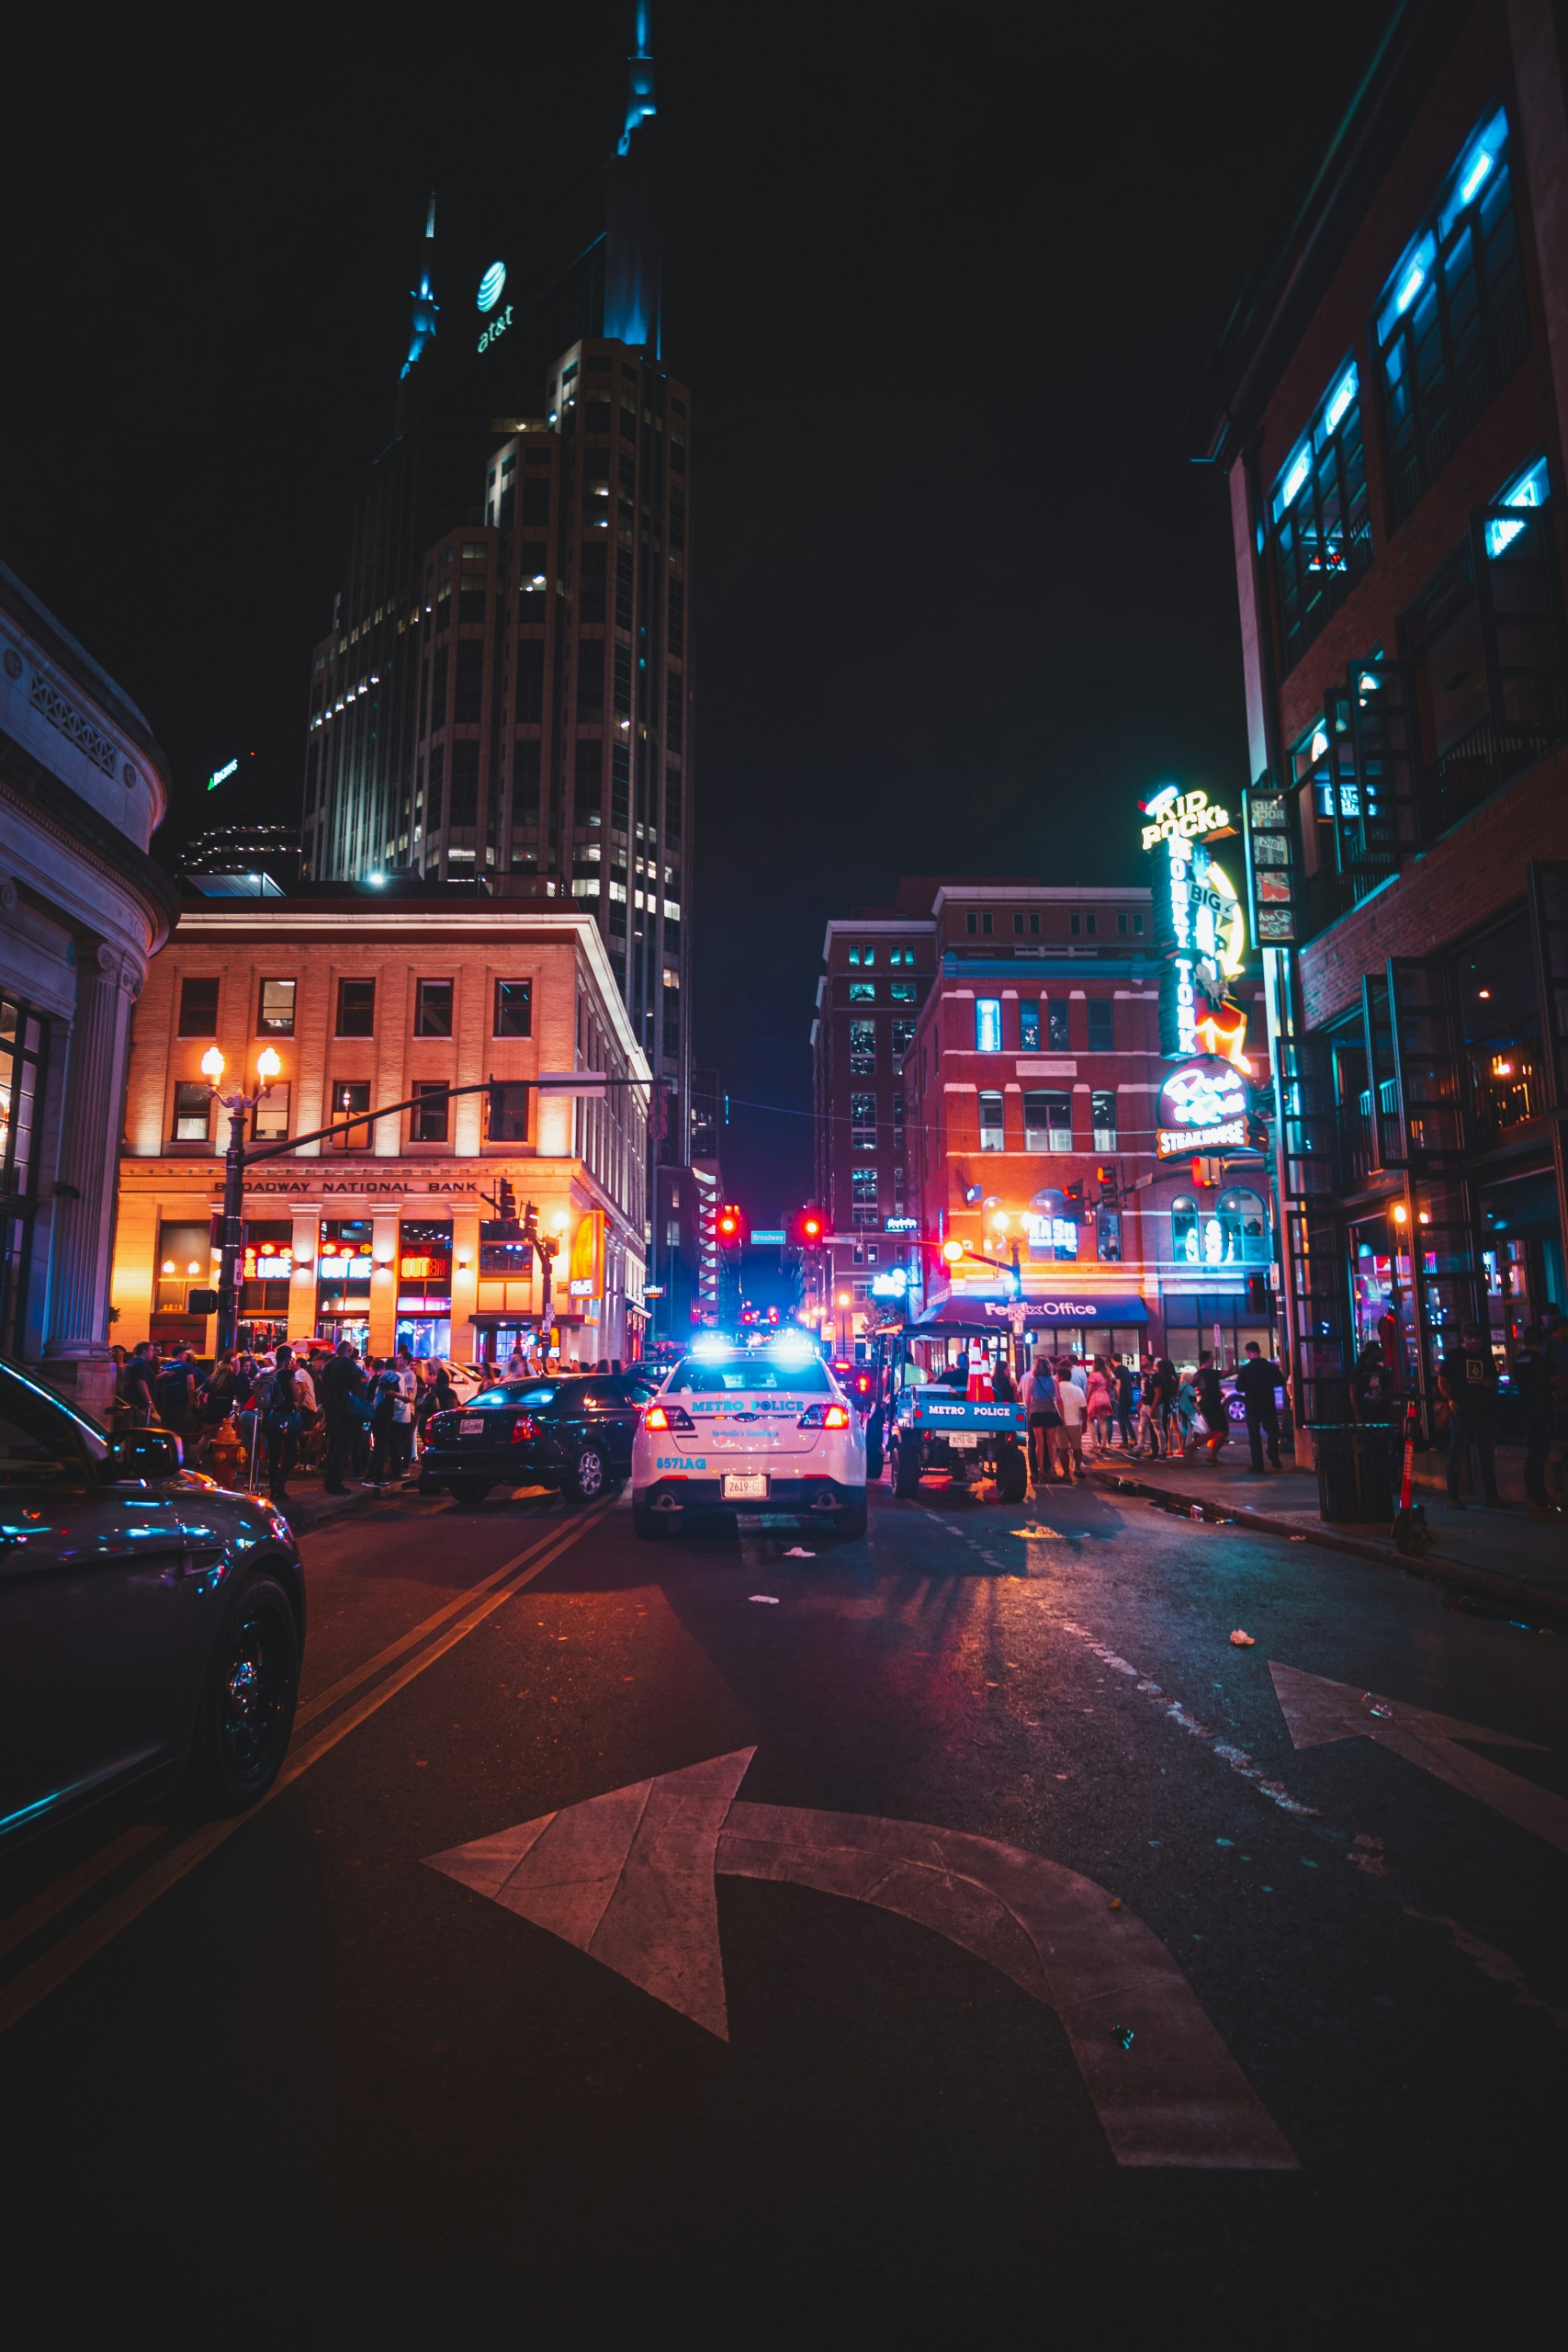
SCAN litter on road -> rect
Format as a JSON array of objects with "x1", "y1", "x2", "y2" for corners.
[
  {"x1": 1230, "y1": 1630, "x2": 1257, "y2": 1647},
  {"x1": 749, "y1": 1594, "x2": 781, "y2": 1605},
  {"x1": 784, "y1": 1546, "x2": 816, "y2": 1557}
]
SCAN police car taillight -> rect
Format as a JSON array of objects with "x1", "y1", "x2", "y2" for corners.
[
  {"x1": 798, "y1": 1402, "x2": 851, "y2": 1430},
  {"x1": 645, "y1": 1403, "x2": 696, "y2": 1431}
]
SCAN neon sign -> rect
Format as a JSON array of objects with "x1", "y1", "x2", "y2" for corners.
[
  {"x1": 478, "y1": 301, "x2": 513, "y2": 355},
  {"x1": 1155, "y1": 1057, "x2": 1249, "y2": 1158},
  {"x1": 1144, "y1": 786, "x2": 1247, "y2": 1057},
  {"x1": 1141, "y1": 784, "x2": 1232, "y2": 853},
  {"x1": 207, "y1": 757, "x2": 238, "y2": 791},
  {"x1": 477, "y1": 262, "x2": 507, "y2": 314}
]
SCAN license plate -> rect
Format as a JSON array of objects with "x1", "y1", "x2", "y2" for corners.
[
  {"x1": 459, "y1": 1417, "x2": 484, "y2": 1435},
  {"x1": 723, "y1": 1472, "x2": 768, "y2": 1500},
  {"x1": 947, "y1": 1432, "x2": 979, "y2": 1451}
]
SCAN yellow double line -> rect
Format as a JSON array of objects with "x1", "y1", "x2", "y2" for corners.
[{"x1": 0, "y1": 1500, "x2": 612, "y2": 2037}]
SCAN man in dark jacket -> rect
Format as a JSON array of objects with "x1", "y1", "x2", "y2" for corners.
[
  {"x1": 123, "y1": 1341, "x2": 158, "y2": 1428},
  {"x1": 1235, "y1": 1341, "x2": 1283, "y2": 1471},
  {"x1": 1438, "y1": 1323, "x2": 1503, "y2": 1509},
  {"x1": 1195, "y1": 1353, "x2": 1229, "y2": 1461},
  {"x1": 1511, "y1": 1327, "x2": 1564, "y2": 1515},
  {"x1": 317, "y1": 1340, "x2": 367, "y2": 1496}
]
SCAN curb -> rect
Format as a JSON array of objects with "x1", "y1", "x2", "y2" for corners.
[{"x1": 1083, "y1": 1464, "x2": 1568, "y2": 1630}]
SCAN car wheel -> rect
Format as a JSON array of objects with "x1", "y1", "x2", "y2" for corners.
[
  {"x1": 893, "y1": 1437, "x2": 921, "y2": 1498},
  {"x1": 995, "y1": 1444, "x2": 1029, "y2": 1504},
  {"x1": 191, "y1": 1569, "x2": 299, "y2": 1814},
  {"x1": 836, "y1": 1495, "x2": 868, "y2": 1539},
  {"x1": 632, "y1": 1501, "x2": 668, "y2": 1540},
  {"x1": 563, "y1": 1443, "x2": 608, "y2": 1505},
  {"x1": 447, "y1": 1477, "x2": 493, "y2": 1505}
]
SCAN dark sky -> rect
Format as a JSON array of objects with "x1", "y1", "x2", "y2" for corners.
[{"x1": 4, "y1": 2, "x2": 1393, "y2": 1216}]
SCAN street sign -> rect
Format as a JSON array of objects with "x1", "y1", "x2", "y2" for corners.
[{"x1": 750, "y1": 1227, "x2": 786, "y2": 1245}]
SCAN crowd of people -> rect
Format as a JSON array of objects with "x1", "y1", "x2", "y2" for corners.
[
  {"x1": 107, "y1": 1338, "x2": 544, "y2": 1502},
  {"x1": 923, "y1": 1343, "x2": 1288, "y2": 1485}
]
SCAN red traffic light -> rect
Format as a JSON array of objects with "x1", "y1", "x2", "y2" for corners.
[
  {"x1": 717, "y1": 1203, "x2": 746, "y2": 1243},
  {"x1": 793, "y1": 1205, "x2": 827, "y2": 1246}
]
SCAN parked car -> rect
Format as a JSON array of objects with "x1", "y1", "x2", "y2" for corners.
[
  {"x1": 0, "y1": 1359, "x2": 305, "y2": 1849},
  {"x1": 418, "y1": 1370, "x2": 662, "y2": 1505}
]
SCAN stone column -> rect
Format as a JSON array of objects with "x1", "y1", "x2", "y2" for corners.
[
  {"x1": 43, "y1": 944, "x2": 139, "y2": 1420},
  {"x1": 288, "y1": 1204, "x2": 322, "y2": 1345},
  {"x1": 369, "y1": 1207, "x2": 400, "y2": 1356}
]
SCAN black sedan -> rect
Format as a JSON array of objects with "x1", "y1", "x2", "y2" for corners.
[
  {"x1": 0, "y1": 1359, "x2": 305, "y2": 1849},
  {"x1": 419, "y1": 1372, "x2": 660, "y2": 1505}
]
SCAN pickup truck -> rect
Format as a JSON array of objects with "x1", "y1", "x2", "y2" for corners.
[{"x1": 889, "y1": 1385, "x2": 1029, "y2": 1503}]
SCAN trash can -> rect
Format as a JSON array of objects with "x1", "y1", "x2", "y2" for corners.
[{"x1": 1314, "y1": 1422, "x2": 1395, "y2": 1523}]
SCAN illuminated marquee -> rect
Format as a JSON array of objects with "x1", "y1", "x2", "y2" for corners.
[
  {"x1": 1154, "y1": 1057, "x2": 1249, "y2": 1158},
  {"x1": 1142, "y1": 786, "x2": 1247, "y2": 1058}
]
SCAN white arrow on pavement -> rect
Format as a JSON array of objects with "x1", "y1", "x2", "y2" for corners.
[
  {"x1": 1269, "y1": 1663, "x2": 1568, "y2": 1853},
  {"x1": 425, "y1": 1749, "x2": 1296, "y2": 2171}
]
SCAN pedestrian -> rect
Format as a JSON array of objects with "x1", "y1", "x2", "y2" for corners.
[
  {"x1": 122, "y1": 1340, "x2": 158, "y2": 1429},
  {"x1": 317, "y1": 1340, "x2": 367, "y2": 1496},
  {"x1": 1235, "y1": 1340, "x2": 1283, "y2": 1472},
  {"x1": 1172, "y1": 1365, "x2": 1199, "y2": 1454},
  {"x1": 991, "y1": 1352, "x2": 1019, "y2": 1404},
  {"x1": 938, "y1": 1351, "x2": 970, "y2": 1392},
  {"x1": 1085, "y1": 1357, "x2": 1114, "y2": 1452},
  {"x1": 192, "y1": 1347, "x2": 238, "y2": 1468},
  {"x1": 1113, "y1": 1358, "x2": 1134, "y2": 1448},
  {"x1": 1054, "y1": 1363, "x2": 1087, "y2": 1482},
  {"x1": 1154, "y1": 1359, "x2": 1180, "y2": 1455},
  {"x1": 367, "y1": 1359, "x2": 400, "y2": 1487},
  {"x1": 1510, "y1": 1325, "x2": 1564, "y2": 1515},
  {"x1": 1134, "y1": 1355, "x2": 1164, "y2": 1457},
  {"x1": 1194, "y1": 1352, "x2": 1229, "y2": 1462},
  {"x1": 155, "y1": 1346, "x2": 197, "y2": 1435},
  {"x1": 390, "y1": 1347, "x2": 419, "y2": 1480},
  {"x1": 1022, "y1": 1355, "x2": 1061, "y2": 1484},
  {"x1": 505, "y1": 1342, "x2": 529, "y2": 1377},
  {"x1": 261, "y1": 1345, "x2": 302, "y2": 1500},
  {"x1": 1437, "y1": 1322, "x2": 1503, "y2": 1510}
]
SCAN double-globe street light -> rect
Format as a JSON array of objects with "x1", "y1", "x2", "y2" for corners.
[{"x1": 200, "y1": 1046, "x2": 282, "y2": 1353}]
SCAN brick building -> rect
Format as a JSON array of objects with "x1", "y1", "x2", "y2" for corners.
[
  {"x1": 1200, "y1": 0, "x2": 1568, "y2": 1439},
  {"x1": 110, "y1": 883, "x2": 649, "y2": 1369},
  {"x1": 813, "y1": 877, "x2": 1274, "y2": 1365}
]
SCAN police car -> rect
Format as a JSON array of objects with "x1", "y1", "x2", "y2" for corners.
[{"x1": 631, "y1": 1337, "x2": 866, "y2": 1540}]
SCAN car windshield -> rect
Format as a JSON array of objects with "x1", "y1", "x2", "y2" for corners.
[
  {"x1": 0, "y1": 1365, "x2": 107, "y2": 1480},
  {"x1": 471, "y1": 1384, "x2": 559, "y2": 1408},
  {"x1": 671, "y1": 1357, "x2": 832, "y2": 1395}
]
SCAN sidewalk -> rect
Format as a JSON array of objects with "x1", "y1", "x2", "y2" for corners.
[
  {"x1": 211, "y1": 1469, "x2": 421, "y2": 1538},
  {"x1": 1074, "y1": 1439, "x2": 1568, "y2": 1626}
]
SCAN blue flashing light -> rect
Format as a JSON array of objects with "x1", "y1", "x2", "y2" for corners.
[
  {"x1": 768, "y1": 1329, "x2": 817, "y2": 1359},
  {"x1": 690, "y1": 1332, "x2": 734, "y2": 1361},
  {"x1": 477, "y1": 260, "x2": 507, "y2": 314}
]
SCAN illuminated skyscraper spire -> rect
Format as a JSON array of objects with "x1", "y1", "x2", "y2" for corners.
[
  {"x1": 400, "y1": 189, "x2": 439, "y2": 379},
  {"x1": 618, "y1": 2, "x2": 656, "y2": 155}
]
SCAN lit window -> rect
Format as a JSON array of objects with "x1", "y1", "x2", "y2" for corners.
[
  {"x1": 1269, "y1": 356, "x2": 1370, "y2": 673},
  {"x1": 1375, "y1": 107, "x2": 1526, "y2": 526},
  {"x1": 849, "y1": 980, "x2": 875, "y2": 1002},
  {"x1": 1020, "y1": 1002, "x2": 1040, "y2": 1050},
  {"x1": 975, "y1": 998, "x2": 1002, "y2": 1052},
  {"x1": 978, "y1": 1091, "x2": 1005, "y2": 1150},
  {"x1": 1485, "y1": 452, "x2": 1551, "y2": 557}
]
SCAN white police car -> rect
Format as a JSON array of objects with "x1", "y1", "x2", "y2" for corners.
[{"x1": 631, "y1": 1338, "x2": 866, "y2": 1540}]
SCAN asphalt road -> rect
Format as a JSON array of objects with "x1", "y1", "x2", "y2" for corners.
[{"x1": 4, "y1": 1468, "x2": 1565, "y2": 2347}]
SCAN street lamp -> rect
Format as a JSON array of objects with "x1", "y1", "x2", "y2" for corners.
[{"x1": 205, "y1": 1046, "x2": 283, "y2": 1351}]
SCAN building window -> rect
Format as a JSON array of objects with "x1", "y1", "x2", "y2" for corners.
[
  {"x1": 1171, "y1": 1194, "x2": 1199, "y2": 1264},
  {"x1": 252, "y1": 1081, "x2": 290, "y2": 1142},
  {"x1": 1485, "y1": 451, "x2": 1551, "y2": 557},
  {"x1": 494, "y1": 980, "x2": 532, "y2": 1037},
  {"x1": 1023, "y1": 1091, "x2": 1072, "y2": 1151},
  {"x1": 1091, "y1": 1090, "x2": 1117, "y2": 1149},
  {"x1": 1020, "y1": 1002, "x2": 1040, "y2": 1050},
  {"x1": 336, "y1": 979, "x2": 375, "y2": 1036},
  {"x1": 177, "y1": 977, "x2": 219, "y2": 1037},
  {"x1": 978, "y1": 1091, "x2": 1005, "y2": 1150},
  {"x1": 1069, "y1": 911, "x2": 1097, "y2": 937},
  {"x1": 850, "y1": 1092, "x2": 877, "y2": 1148},
  {"x1": 414, "y1": 978, "x2": 453, "y2": 1037},
  {"x1": 852, "y1": 1166, "x2": 878, "y2": 1203},
  {"x1": 851, "y1": 1205, "x2": 878, "y2": 1230},
  {"x1": 964, "y1": 910, "x2": 993, "y2": 936},
  {"x1": 891, "y1": 1019, "x2": 917, "y2": 1057},
  {"x1": 328, "y1": 1080, "x2": 372, "y2": 1151},
  {"x1": 412, "y1": 1080, "x2": 450, "y2": 1142},
  {"x1": 1047, "y1": 1001, "x2": 1070, "y2": 1050},
  {"x1": 1270, "y1": 356, "x2": 1371, "y2": 673},
  {"x1": 1087, "y1": 1000, "x2": 1114, "y2": 1052},
  {"x1": 890, "y1": 981, "x2": 916, "y2": 1002},
  {"x1": 889, "y1": 947, "x2": 914, "y2": 966},
  {"x1": 1116, "y1": 911, "x2": 1144, "y2": 935},
  {"x1": 849, "y1": 1020, "x2": 874, "y2": 1074},
  {"x1": 486, "y1": 1081, "x2": 531, "y2": 1142},
  {"x1": 257, "y1": 978, "x2": 296, "y2": 1036},
  {"x1": 1376, "y1": 107, "x2": 1528, "y2": 526},
  {"x1": 1215, "y1": 1187, "x2": 1269, "y2": 1265},
  {"x1": 1013, "y1": 911, "x2": 1041, "y2": 935},
  {"x1": 173, "y1": 1080, "x2": 210, "y2": 1143},
  {"x1": 849, "y1": 980, "x2": 875, "y2": 1002},
  {"x1": 976, "y1": 998, "x2": 1002, "y2": 1053},
  {"x1": 892, "y1": 1091, "x2": 904, "y2": 1126}
]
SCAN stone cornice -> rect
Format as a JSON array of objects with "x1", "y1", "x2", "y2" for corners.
[{"x1": 0, "y1": 727, "x2": 179, "y2": 953}]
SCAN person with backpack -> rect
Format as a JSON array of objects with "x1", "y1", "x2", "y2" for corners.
[
  {"x1": 261, "y1": 1345, "x2": 303, "y2": 1500},
  {"x1": 1194, "y1": 1353, "x2": 1229, "y2": 1462},
  {"x1": 192, "y1": 1348, "x2": 238, "y2": 1468}
]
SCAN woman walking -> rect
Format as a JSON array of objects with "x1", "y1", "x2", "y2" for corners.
[
  {"x1": 1085, "y1": 1357, "x2": 1115, "y2": 1453},
  {"x1": 1022, "y1": 1356, "x2": 1062, "y2": 1485}
]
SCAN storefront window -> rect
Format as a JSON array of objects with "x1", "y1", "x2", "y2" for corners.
[{"x1": 317, "y1": 1218, "x2": 373, "y2": 1322}]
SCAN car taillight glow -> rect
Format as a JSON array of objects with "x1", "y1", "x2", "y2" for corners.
[
  {"x1": 645, "y1": 1405, "x2": 671, "y2": 1430},
  {"x1": 798, "y1": 1402, "x2": 852, "y2": 1430},
  {"x1": 509, "y1": 1415, "x2": 538, "y2": 1443},
  {"x1": 644, "y1": 1402, "x2": 695, "y2": 1431}
]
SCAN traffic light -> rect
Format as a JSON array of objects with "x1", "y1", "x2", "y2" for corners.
[
  {"x1": 488, "y1": 1079, "x2": 531, "y2": 1141},
  {"x1": 793, "y1": 1205, "x2": 827, "y2": 1247},
  {"x1": 496, "y1": 1178, "x2": 518, "y2": 1228},
  {"x1": 1247, "y1": 1272, "x2": 1271, "y2": 1313},
  {"x1": 717, "y1": 1203, "x2": 746, "y2": 1245},
  {"x1": 1064, "y1": 1181, "x2": 1084, "y2": 1210},
  {"x1": 1095, "y1": 1164, "x2": 1119, "y2": 1205}
]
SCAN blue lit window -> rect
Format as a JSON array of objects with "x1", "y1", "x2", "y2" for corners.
[
  {"x1": 1485, "y1": 452, "x2": 1550, "y2": 557},
  {"x1": 975, "y1": 998, "x2": 1002, "y2": 1053},
  {"x1": 1269, "y1": 356, "x2": 1370, "y2": 675},
  {"x1": 1375, "y1": 106, "x2": 1528, "y2": 523}
]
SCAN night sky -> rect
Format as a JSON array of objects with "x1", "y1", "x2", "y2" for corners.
[{"x1": 4, "y1": 2, "x2": 1393, "y2": 1217}]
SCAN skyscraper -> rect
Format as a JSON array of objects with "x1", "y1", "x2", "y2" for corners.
[{"x1": 302, "y1": 5, "x2": 689, "y2": 1127}]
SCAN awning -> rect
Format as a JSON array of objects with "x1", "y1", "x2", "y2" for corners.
[{"x1": 914, "y1": 1293, "x2": 1148, "y2": 1331}]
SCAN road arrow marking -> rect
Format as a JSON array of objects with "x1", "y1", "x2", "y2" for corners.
[
  {"x1": 1269, "y1": 1663, "x2": 1567, "y2": 1853},
  {"x1": 425, "y1": 1752, "x2": 1296, "y2": 2170}
]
